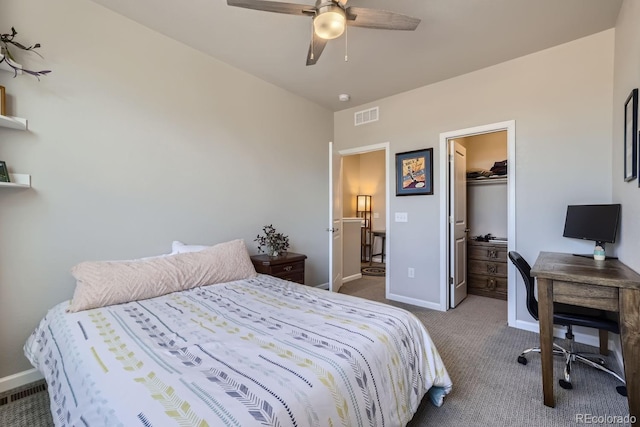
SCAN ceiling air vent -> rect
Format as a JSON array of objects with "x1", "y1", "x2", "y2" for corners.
[{"x1": 354, "y1": 107, "x2": 379, "y2": 126}]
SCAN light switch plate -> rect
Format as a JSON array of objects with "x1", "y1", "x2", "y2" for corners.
[{"x1": 395, "y1": 212, "x2": 408, "y2": 222}]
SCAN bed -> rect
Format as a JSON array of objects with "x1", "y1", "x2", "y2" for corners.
[{"x1": 24, "y1": 241, "x2": 452, "y2": 427}]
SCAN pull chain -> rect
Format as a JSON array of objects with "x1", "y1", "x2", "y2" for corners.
[
  {"x1": 344, "y1": 23, "x2": 348, "y2": 62},
  {"x1": 310, "y1": 19, "x2": 315, "y2": 60}
]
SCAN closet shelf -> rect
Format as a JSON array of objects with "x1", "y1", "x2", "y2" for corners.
[{"x1": 467, "y1": 176, "x2": 507, "y2": 186}]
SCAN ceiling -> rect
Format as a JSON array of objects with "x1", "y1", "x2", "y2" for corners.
[{"x1": 88, "y1": 0, "x2": 622, "y2": 111}]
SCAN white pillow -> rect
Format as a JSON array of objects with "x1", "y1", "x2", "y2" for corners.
[
  {"x1": 171, "y1": 240, "x2": 211, "y2": 254},
  {"x1": 133, "y1": 253, "x2": 173, "y2": 261},
  {"x1": 68, "y1": 239, "x2": 257, "y2": 312}
]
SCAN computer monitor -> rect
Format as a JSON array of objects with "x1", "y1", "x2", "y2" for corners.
[{"x1": 562, "y1": 204, "x2": 621, "y2": 248}]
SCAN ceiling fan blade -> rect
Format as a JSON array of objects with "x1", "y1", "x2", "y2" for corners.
[
  {"x1": 227, "y1": 0, "x2": 315, "y2": 16},
  {"x1": 346, "y1": 7, "x2": 420, "y2": 31},
  {"x1": 306, "y1": 34, "x2": 328, "y2": 66}
]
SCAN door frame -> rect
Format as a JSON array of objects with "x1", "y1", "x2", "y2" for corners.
[
  {"x1": 438, "y1": 121, "x2": 517, "y2": 327},
  {"x1": 338, "y1": 142, "x2": 390, "y2": 297}
]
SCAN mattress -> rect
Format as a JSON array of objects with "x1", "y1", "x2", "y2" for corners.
[{"x1": 25, "y1": 274, "x2": 452, "y2": 426}]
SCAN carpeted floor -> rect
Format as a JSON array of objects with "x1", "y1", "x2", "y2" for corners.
[
  {"x1": 361, "y1": 261, "x2": 386, "y2": 277},
  {"x1": 0, "y1": 381, "x2": 52, "y2": 427},
  {"x1": 1, "y1": 277, "x2": 631, "y2": 426},
  {"x1": 339, "y1": 276, "x2": 632, "y2": 426}
]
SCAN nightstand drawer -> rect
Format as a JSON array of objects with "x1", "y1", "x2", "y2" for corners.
[
  {"x1": 468, "y1": 245, "x2": 507, "y2": 262},
  {"x1": 468, "y1": 274, "x2": 507, "y2": 300},
  {"x1": 269, "y1": 260, "x2": 304, "y2": 275},
  {"x1": 468, "y1": 259, "x2": 508, "y2": 277},
  {"x1": 250, "y1": 252, "x2": 307, "y2": 286},
  {"x1": 276, "y1": 271, "x2": 305, "y2": 284}
]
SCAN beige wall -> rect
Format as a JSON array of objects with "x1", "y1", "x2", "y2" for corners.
[
  {"x1": 358, "y1": 150, "x2": 386, "y2": 232},
  {"x1": 342, "y1": 155, "x2": 360, "y2": 217},
  {"x1": 0, "y1": 0, "x2": 333, "y2": 378},
  {"x1": 341, "y1": 151, "x2": 386, "y2": 227},
  {"x1": 335, "y1": 30, "x2": 615, "y2": 314},
  {"x1": 613, "y1": 0, "x2": 640, "y2": 272},
  {"x1": 457, "y1": 131, "x2": 507, "y2": 171}
]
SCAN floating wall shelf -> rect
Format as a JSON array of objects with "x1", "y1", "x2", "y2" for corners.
[
  {"x1": 0, "y1": 114, "x2": 28, "y2": 130},
  {"x1": 0, "y1": 173, "x2": 31, "y2": 189}
]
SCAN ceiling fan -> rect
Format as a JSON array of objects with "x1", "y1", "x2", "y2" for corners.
[{"x1": 226, "y1": 0, "x2": 421, "y2": 65}]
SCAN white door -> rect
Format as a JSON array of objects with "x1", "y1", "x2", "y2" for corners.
[
  {"x1": 449, "y1": 140, "x2": 468, "y2": 308},
  {"x1": 329, "y1": 141, "x2": 343, "y2": 292}
]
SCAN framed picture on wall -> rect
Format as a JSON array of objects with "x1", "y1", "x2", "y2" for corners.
[
  {"x1": 623, "y1": 88, "x2": 637, "y2": 182},
  {"x1": 395, "y1": 148, "x2": 433, "y2": 196},
  {"x1": 0, "y1": 85, "x2": 6, "y2": 116},
  {"x1": 0, "y1": 161, "x2": 10, "y2": 183}
]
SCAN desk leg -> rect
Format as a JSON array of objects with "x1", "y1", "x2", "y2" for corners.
[
  {"x1": 620, "y1": 288, "x2": 640, "y2": 420},
  {"x1": 538, "y1": 277, "x2": 555, "y2": 407}
]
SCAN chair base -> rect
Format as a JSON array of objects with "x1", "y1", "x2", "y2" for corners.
[{"x1": 517, "y1": 341, "x2": 626, "y2": 396}]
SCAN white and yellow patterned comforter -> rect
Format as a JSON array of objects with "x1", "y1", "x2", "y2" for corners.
[{"x1": 25, "y1": 274, "x2": 452, "y2": 427}]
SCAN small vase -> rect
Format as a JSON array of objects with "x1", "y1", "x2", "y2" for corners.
[{"x1": 594, "y1": 245, "x2": 605, "y2": 261}]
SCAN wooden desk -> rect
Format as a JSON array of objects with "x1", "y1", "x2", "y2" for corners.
[{"x1": 531, "y1": 252, "x2": 640, "y2": 419}]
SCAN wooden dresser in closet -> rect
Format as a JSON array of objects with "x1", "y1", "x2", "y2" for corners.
[{"x1": 467, "y1": 240, "x2": 508, "y2": 300}]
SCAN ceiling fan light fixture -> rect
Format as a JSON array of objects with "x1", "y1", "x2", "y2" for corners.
[{"x1": 313, "y1": 5, "x2": 346, "y2": 40}]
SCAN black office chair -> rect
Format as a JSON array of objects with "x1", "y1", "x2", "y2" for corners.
[{"x1": 508, "y1": 251, "x2": 626, "y2": 395}]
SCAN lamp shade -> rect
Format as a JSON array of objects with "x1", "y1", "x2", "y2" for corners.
[
  {"x1": 356, "y1": 195, "x2": 371, "y2": 212},
  {"x1": 313, "y1": 6, "x2": 346, "y2": 40}
]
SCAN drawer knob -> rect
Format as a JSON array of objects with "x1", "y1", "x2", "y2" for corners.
[
  {"x1": 284, "y1": 265, "x2": 293, "y2": 272},
  {"x1": 488, "y1": 249, "x2": 498, "y2": 258},
  {"x1": 487, "y1": 264, "x2": 497, "y2": 274},
  {"x1": 487, "y1": 278, "x2": 496, "y2": 289}
]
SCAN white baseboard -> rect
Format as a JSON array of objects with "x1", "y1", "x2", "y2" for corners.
[
  {"x1": 342, "y1": 273, "x2": 362, "y2": 283},
  {"x1": 0, "y1": 368, "x2": 44, "y2": 394},
  {"x1": 387, "y1": 292, "x2": 445, "y2": 311}
]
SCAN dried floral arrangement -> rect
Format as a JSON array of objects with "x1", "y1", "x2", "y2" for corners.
[
  {"x1": 254, "y1": 224, "x2": 290, "y2": 257},
  {"x1": 1, "y1": 27, "x2": 51, "y2": 79}
]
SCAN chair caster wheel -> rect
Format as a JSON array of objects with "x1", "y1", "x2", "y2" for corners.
[
  {"x1": 517, "y1": 356, "x2": 527, "y2": 365},
  {"x1": 616, "y1": 386, "x2": 627, "y2": 397},
  {"x1": 559, "y1": 379, "x2": 573, "y2": 390}
]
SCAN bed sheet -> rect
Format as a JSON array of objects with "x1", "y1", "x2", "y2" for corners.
[{"x1": 25, "y1": 274, "x2": 452, "y2": 427}]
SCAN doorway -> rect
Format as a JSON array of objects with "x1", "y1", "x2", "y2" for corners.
[
  {"x1": 439, "y1": 121, "x2": 517, "y2": 327},
  {"x1": 336, "y1": 143, "x2": 390, "y2": 296}
]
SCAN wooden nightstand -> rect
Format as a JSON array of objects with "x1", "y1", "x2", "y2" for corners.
[{"x1": 250, "y1": 252, "x2": 307, "y2": 285}]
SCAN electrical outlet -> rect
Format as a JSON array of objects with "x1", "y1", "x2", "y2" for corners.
[
  {"x1": 373, "y1": 212, "x2": 380, "y2": 219},
  {"x1": 395, "y1": 212, "x2": 408, "y2": 222},
  {"x1": 408, "y1": 267, "x2": 415, "y2": 278}
]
